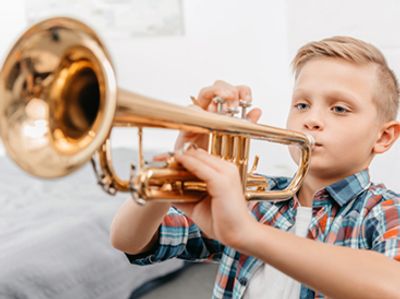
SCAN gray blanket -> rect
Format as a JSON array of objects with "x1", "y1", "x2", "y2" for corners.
[{"x1": 0, "y1": 149, "x2": 183, "y2": 299}]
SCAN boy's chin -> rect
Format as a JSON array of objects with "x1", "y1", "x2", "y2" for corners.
[
  {"x1": 307, "y1": 164, "x2": 348, "y2": 181},
  {"x1": 288, "y1": 149, "x2": 331, "y2": 176}
]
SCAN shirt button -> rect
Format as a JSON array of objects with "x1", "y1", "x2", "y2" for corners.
[{"x1": 239, "y1": 277, "x2": 248, "y2": 285}]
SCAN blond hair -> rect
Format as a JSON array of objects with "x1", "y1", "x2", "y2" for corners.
[{"x1": 292, "y1": 36, "x2": 399, "y2": 121}]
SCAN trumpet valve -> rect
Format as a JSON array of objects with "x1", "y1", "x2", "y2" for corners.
[
  {"x1": 226, "y1": 106, "x2": 240, "y2": 116},
  {"x1": 212, "y1": 96, "x2": 225, "y2": 113},
  {"x1": 239, "y1": 100, "x2": 252, "y2": 119}
]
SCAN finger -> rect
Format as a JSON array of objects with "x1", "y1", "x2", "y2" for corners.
[
  {"x1": 213, "y1": 81, "x2": 240, "y2": 111},
  {"x1": 236, "y1": 85, "x2": 252, "y2": 103},
  {"x1": 152, "y1": 152, "x2": 173, "y2": 161},
  {"x1": 181, "y1": 148, "x2": 235, "y2": 174},
  {"x1": 194, "y1": 86, "x2": 216, "y2": 109},
  {"x1": 174, "y1": 131, "x2": 196, "y2": 150},
  {"x1": 246, "y1": 107, "x2": 262, "y2": 123},
  {"x1": 197, "y1": 81, "x2": 240, "y2": 111},
  {"x1": 212, "y1": 80, "x2": 240, "y2": 103},
  {"x1": 175, "y1": 151, "x2": 220, "y2": 183}
]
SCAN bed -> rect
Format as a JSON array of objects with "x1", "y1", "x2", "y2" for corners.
[{"x1": 0, "y1": 148, "x2": 183, "y2": 299}]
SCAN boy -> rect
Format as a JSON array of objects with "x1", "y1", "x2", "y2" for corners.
[{"x1": 110, "y1": 36, "x2": 400, "y2": 298}]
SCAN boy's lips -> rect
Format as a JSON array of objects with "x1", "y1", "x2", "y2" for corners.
[
  {"x1": 309, "y1": 136, "x2": 323, "y2": 148},
  {"x1": 301, "y1": 134, "x2": 322, "y2": 148},
  {"x1": 307, "y1": 135, "x2": 322, "y2": 147},
  {"x1": 313, "y1": 142, "x2": 324, "y2": 151}
]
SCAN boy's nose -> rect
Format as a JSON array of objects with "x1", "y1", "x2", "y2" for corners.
[{"x1": 304, "y1": 118, "x2": 323, "y2": 131}]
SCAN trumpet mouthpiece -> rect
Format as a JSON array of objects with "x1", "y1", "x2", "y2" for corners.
[{"x1": 306, "y1": 134, "x2": 316, "y2": 149}]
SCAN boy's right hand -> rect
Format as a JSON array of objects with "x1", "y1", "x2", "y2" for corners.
[{"x1": 174, "y1": 80, "x2": 262, "y2": 150}]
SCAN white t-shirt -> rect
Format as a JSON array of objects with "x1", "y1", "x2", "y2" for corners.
[{"x1": 243, "y1": 205, "x2": 313, "y2": 299}]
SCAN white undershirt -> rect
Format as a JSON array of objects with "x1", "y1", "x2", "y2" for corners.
[{"x1": 243, "y1": 205, "x2": 313, "y2": 299}]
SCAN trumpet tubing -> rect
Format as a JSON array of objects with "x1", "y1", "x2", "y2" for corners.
[{"x1": 0, "y1": 17, "x2": 313, "y2": 203}]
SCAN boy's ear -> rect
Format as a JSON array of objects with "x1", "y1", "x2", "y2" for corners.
[{"x1": 373, "y1": 120, "x2": 400, "y2": 154}]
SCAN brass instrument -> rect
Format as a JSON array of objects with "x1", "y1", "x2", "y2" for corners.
[{"x1": 0, "y1": 17, "x2": 313, "y2": 204}]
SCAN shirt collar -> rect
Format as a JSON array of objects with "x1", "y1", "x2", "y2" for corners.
[
  {"x1": 264, "y1": 170, "x2": 371, "y2": 207},
  {"x1": 323, "y1": 169, "x2": 371, "y2": 207}
]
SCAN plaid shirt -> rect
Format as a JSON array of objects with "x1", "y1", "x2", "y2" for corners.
[{"x1": 127, "y1": 169, "x2": 400, "y2": 298}]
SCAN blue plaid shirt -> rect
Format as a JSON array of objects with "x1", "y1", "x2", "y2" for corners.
[{"x1": 127, "y1": 169, "x2": 400, "y2": 298}]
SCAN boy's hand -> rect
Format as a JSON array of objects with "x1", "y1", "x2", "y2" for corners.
[
  {"x1": 174, "y1": 148, "x2": 257, "y2": 247},
  {"x1": 175, "y1": 80, "x2": 262, "y2": 150},
  {"x1": 173, "y1": 81, "x2": 262, "y2": 246}
]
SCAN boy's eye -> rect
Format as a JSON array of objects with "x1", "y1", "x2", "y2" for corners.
[
  {"x1": 294, "y1": 103, "x2": 309, "y2": 110},
  {"x1": 331, "y1": 106, "x2": 349, "y2": 114}
]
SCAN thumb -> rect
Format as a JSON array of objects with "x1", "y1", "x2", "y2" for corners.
[
  {"x1": 152, "y1": 152, "x2": 173, "y2": 162},
  {"x1": 246, "y1": 107, "x2": 262, "y2": 123}
]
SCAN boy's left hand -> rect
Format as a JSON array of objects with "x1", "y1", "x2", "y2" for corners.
[{"x1": 174, "y1": 148, "x2": 257, "y2": 247}]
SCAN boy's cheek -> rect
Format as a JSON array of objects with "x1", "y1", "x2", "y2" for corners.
[{"x1": 286, "y1": 121, "x2": 302, "y2": 134}]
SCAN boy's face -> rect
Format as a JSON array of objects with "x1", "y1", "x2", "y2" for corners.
[{"x1": 287, "y1": 57, "x2": 383, "y2": 180}]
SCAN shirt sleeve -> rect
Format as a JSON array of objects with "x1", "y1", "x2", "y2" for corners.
[
  {"x1": 364, "y1": 196, "x2": 400, "y2": 261},
  {"x1": 126, "y1": 207, "x2": 224, "y2": 265}
]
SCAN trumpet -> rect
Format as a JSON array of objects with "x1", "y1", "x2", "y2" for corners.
[{"x1": 0, "y1": 17, "x2": 313, "y2": 204}]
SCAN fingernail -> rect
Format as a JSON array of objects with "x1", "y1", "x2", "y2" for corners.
[
  {"x1": 183, "y1": 142, "x2": 198, "y2": 151},
  {"x1": 175, "y1": 148, "x2": 184, "y2": 156},
  {"x1": 183, "y1": 142, "x2": 191, "y2": 152}
]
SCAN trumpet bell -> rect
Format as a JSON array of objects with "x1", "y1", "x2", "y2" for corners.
[
  {"x1": 1, "y1": 17, "x2": 313, "y2": 202},
  {"x1": 0, "y1": 17, "x2": 116, "y2": 178}
]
